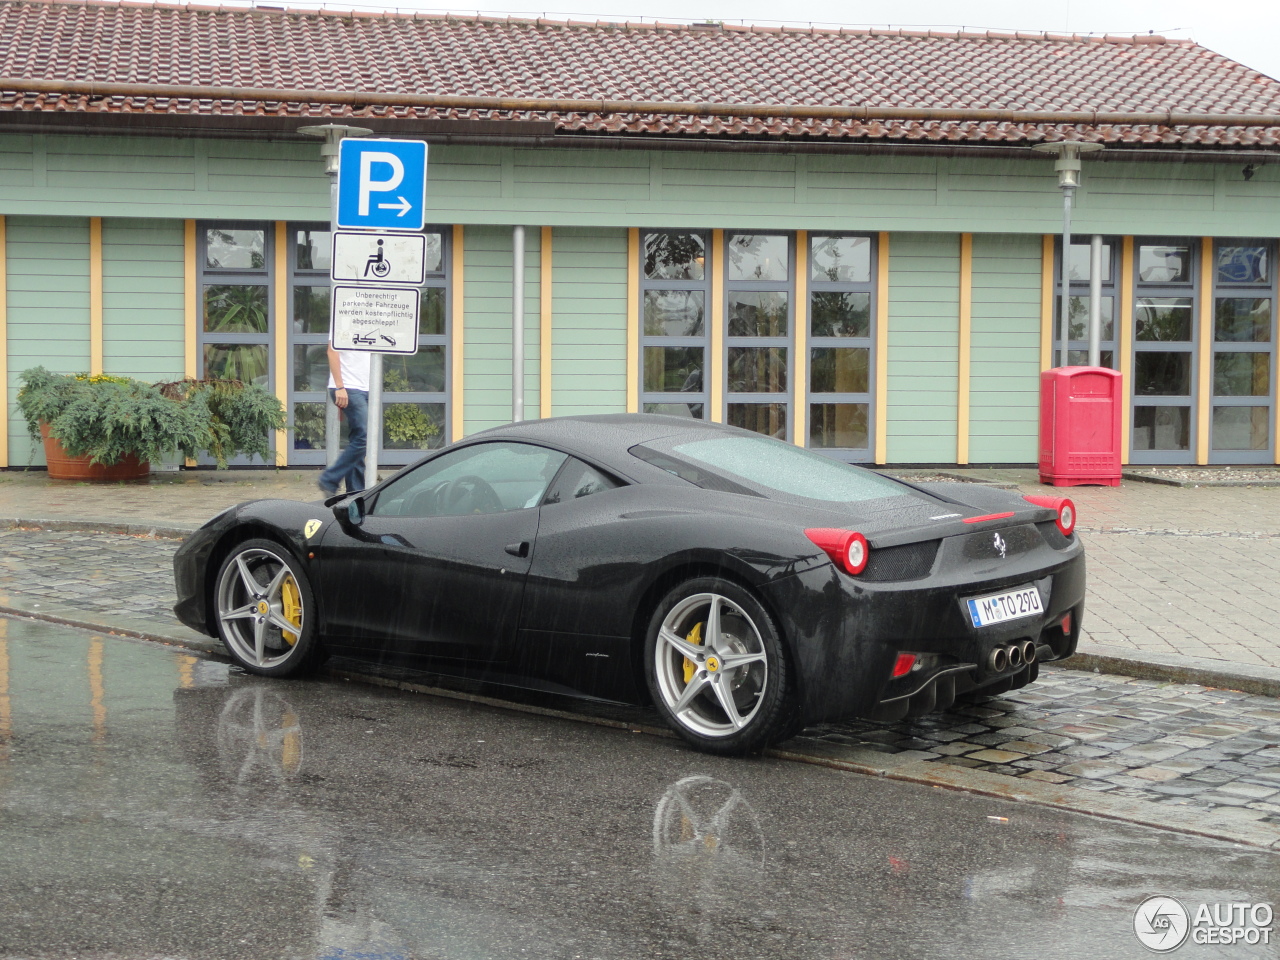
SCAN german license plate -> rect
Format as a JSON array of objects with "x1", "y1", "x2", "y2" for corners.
[{"x1": 966, "y1": 585, "x2": 1044, "y2": 628}]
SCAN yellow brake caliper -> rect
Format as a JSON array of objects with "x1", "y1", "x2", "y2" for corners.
[
  {"x1": 280, "y1": 575, "x2": 302, "y2": 646},
  {"x1": 682, "y1": 621, "x2": 704, "y2": 685}
]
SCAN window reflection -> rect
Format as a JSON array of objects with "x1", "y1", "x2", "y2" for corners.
[
  {"x1": 644, "y1": 231, "x2": 705, "y2": 280},
  {"x1": 1132, "y1": 406, "x2": 1191, "y2": 451},
  {"x1": 1213, "y1": 407, "x2": 1269, "y2": 451},
  {"x1": 293, "y1": 286, "x2": 329, "y2": 334},
  {"x1": 645, "y1": 290, "x2": 705, "y2": 337},
  {"x1": 294, "y1": 229, "x2": 330, "y2": 272},
  {"x1": 1215, "y1": 298, "x2": 1272, "y2": 343},
  {"x1": 1136, "y1": 298, "x2": 1193, "y2": 342},
  {"x1": 811, "y1": 236, "x2": 870, "y2": 282},
  {"x1": 810, "y1": 403, "x2": 868, "y2": 449},
  {"x1": 204, "y1": 284, "x2": 269, "y2": 334},
  {"x1": 728, "y1": 403, "x2": 788, "y2": 439},
  {"x1": 811, "y1": 292, "x2": 871, "y2": 338},
  {"x1": 727, "y1": 235, "x2": 788, "y2": 281},
  {"x1": 1138, "y1": 245, "x2": 1190, "y2": 283},
  {"x1": 205, "y1": 228, "x2": 265, "y2": 271},
  {"x1": 728, "y1": 293, "x2": 788, "y2": 337},
  {"x1": 1135, "y1": 353, "x2": 1192, "y2": 396},
  {"x1": 1216, "y1": 245, "x2": 1268, "y2": 285},
  {"x1": 728, "y1": 347, "x2": 788, "y2": 393},
  {"x1": 644, "y1": 347, "x2": 704, "y2": 393},
  {"x1": 1214, "y1": 353, "x2": 1270, "y2": 397},
  {"x1": 810, "y1": 348, "x2": 869, "y2": 394},
  {"x1": 1067, "y1": 242, "x2": 1113, "y2": 283}
]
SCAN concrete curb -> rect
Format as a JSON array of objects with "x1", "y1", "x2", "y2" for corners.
[
  {"x1": 4, "y1": 602, "x2": 1277, "y2": 850},
  {"x1": 1122, "y1": 471, "x2": 1280, "y2": 488},
  {"x1": 0, "y1": 516, "x2": 195, "y2": 540},
  {"x1": 1066, "y1": 642, "x2": 1280, "y2": 699}
]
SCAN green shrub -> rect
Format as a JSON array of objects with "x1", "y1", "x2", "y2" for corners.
[{"x1": 18, "y1": 367, "x2": 285, "y2": 468}]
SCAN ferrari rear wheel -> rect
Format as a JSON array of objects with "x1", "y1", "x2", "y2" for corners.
[
  {"x1": 214, "y1": 538, "x2": 323, "y2": 677},
  {"x1": 645, "y1": 577, "x2": 796, "y2": 755}
]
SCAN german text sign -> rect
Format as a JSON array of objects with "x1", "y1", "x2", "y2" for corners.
[
  {"x1": 330, "y1": 285, "x2": 420, "y2": 354},
  {"x1": 336, "y1": 139, "x2": 428, "y2": 231}
]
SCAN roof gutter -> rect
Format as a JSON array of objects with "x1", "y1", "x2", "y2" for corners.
[{"x1": 4, "y1": 78, "x2": 1280, "y2": 128}]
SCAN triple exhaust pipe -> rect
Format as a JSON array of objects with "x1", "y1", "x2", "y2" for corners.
[{"x1": 986, "y1": 640, "x2": 1038, "y2": 674}]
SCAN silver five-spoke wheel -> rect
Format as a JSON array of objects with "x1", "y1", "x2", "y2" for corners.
[
  {"x1": 646, "y1": 577, "x2": 794, "y2": 754},
  {"x1": 654, "y1": 592, "x2": 768, "y2": 737},
  {"x1": 214, "y1": 539, "x2": 321, "y2": 676}
]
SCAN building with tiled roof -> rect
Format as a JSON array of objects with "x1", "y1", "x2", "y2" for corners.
[{"x1": 2, "y1": 0, "x2": 1280, "y2": 470}]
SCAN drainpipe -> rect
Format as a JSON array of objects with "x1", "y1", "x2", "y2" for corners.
[
  {"x1": 512, "y1": 225, "x2": 525, "y2": 422},
  {"x1": 1089, "y1": 234, "x2": 1104, "y2": 367}
]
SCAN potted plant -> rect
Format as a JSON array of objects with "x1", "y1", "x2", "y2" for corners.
[{"x1": 17, "y1": 367, "x2": 285, "y2": 480}]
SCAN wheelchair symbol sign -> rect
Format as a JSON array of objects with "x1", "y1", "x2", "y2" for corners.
[
  {"x1": 336, "y1": 139, "x2": 427, "y2": 231},
  {"x1": 330, "y1": 232, "x2": 427, "y2": 286}
]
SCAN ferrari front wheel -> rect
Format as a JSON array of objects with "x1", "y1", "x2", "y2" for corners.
[
  {"x1": 645, "y1": 577, "x2": 796, "y2": 755},
  {"x1": 214, "y1": 538, "x2": 323, "y2": 677}
]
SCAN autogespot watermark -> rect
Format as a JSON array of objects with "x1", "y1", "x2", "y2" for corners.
[{"x1": 1134, "y1": 896, "x2": 1275, "y2": 952}]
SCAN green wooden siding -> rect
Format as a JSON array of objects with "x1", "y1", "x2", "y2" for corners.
[
  {"x1": 969, "y1": 234, "x2": 1043, "y2": 463},
  {"x1": 460, "y1": 225, "x2": 541, "y2": 436},
  {"x1": 549, "y1": 227, "x2": 627, "y2": 417},
  {"x1": 102, "y1": 218, "x2": 185, "y2": 381},
  {"x1": 4, "y1": 133, "x2": 1280, "y2": 238},
  {"x1": 886, "y1": 233, "x2": 960, "y2": 464},
  {"x1": 5, "y1": 215, "x2": 91, "y2": 466}
]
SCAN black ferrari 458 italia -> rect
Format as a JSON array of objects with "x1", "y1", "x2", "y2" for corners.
[{"x1": 174, "y1": 414, "x2": 1084, "y2": 754}]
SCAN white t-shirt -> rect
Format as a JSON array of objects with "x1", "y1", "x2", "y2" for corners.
[{"x1": 328, "y1": 350, "x2": 372, "y2": 392}]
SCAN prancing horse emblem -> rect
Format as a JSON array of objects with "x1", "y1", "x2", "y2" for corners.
[{"x1": 993, "y1": 532, "x2": 1008, "y2": 559}]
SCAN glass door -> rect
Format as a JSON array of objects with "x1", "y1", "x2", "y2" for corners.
[
  {"x1": 1130, "y1": 240, "x2": 1197, "y2": 464},
  {"x1": 1210, "y1": 240, "x2": 1275, "y2": 463}
]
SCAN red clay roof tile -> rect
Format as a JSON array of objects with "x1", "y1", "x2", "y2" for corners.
[{"x1": 1, "y1": 0, "x2": 1279, "y2": 145}]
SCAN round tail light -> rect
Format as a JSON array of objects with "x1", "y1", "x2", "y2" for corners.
[
  {"x1": 805, "y1": 528, "x2": 870, "y2": 576},
  {"x1": 1023, "y1": 495, "x2": 1077, "y2": 536}
]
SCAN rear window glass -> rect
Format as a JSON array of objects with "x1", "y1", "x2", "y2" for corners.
[{"x1": 669, "y1": 434, "x2": 907, "y2": 503}]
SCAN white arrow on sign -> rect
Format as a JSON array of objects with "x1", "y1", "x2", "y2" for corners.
[{"x1": 376, "y1": 196, "x2": 413, "y2": 216}]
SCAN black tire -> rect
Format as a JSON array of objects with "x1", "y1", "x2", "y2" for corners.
[
  {"x1": 644, "y1": 577, "x2": 796, "y2": 755},
  {"x1": 213, "y1": 538, "x2": 324, "y2": 677}
]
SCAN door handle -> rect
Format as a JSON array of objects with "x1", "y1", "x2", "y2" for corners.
[{"x1": 504, "y1": 541, "x2": 530, "y2": 558}]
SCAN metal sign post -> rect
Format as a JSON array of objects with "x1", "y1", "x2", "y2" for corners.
[
  {"x1": 318, "y1": 137, "x2": 429, "y2": 491},
  {"x1": 299, "y1": 124, "x2": 372, "y2": 470}
]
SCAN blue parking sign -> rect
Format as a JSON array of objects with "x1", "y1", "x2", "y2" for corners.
[{"x1": 336, "y1": 139, "x2": 428, "y2": 231}]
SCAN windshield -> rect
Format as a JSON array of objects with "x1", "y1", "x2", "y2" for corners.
[{"x1": 662, "y1": 434, "x2": 910, "y2": 503}]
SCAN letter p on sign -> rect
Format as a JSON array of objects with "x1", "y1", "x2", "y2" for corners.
[{"x1": 337, "y1": 139, "x2": 428, "y2": 231}]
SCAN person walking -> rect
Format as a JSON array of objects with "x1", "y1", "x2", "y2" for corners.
[{"x1": 317, "y1": 344, "x2": 372, "y2": 497}]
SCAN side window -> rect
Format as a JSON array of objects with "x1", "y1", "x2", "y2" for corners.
[
  {"x1": 371, "y1": 442, "x2": 567, "y2": 518},
  {"x1": 543, "y1": 458, "x2": 623, "y2": 505}
]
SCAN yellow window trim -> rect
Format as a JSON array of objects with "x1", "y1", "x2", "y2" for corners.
[
  {"x1": 793, "y1": 230, "x2": 808, "y2": 446},
  {"x1": 1040, "y1": 234, "x2": 1054, "y2": 372},
  {"x1": 1196, "y1": 236, "x2": 1213, "y2": 465},
  {"x1": 273, "y1": 221, "x2": 289, "y2": 466},
  {"x1": 1119, "y1": 236, "x2": 1135, "y2": 463},
  {"x1": 183, "y1": 219, "x2": 197, "y2": 467},
  {"x1": 626, "y1": 227, "x2": 639, "y2": 413},
  {"x1": 710, "y1": 230, "x2": 725, "y2": 422},
  {"x1": 450, "y1": 224, "x2": 465, "y2": 442}
]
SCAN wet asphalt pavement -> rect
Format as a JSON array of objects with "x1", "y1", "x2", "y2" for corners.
[{"x1": 2, "y1": 617, "x2": 1278, "y2": 960}]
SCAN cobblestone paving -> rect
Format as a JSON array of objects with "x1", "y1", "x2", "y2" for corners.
[
  {"x1": 6, "y1": 528, "x2": 1280, "y2": 829},
  {"x1": 801, "y1": 670, "x2": 1280, "y2": 826},
  {"x1": 0, "y1": 528, "x2": 181, "y2": 628}
]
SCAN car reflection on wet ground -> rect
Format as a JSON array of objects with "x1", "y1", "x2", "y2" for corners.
[{"x1": 1, "y1": 616, "x2": 1278, "y2": 960}]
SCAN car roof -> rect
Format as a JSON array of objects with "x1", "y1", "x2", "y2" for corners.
[{"x1": 466, "y1": 413, "x2": 747, "y2": 464}]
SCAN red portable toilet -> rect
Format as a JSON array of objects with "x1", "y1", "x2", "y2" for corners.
[{"x1": 1039, "y1": 367, "x2": 1122, "y2": 487}]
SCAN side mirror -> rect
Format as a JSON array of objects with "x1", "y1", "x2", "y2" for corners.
[{"x1": 334, "y1": 496, "x2": 366, "y2": 527}]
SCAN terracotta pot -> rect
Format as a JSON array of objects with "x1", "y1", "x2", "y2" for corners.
[{"x1": 39, "y1": 422, "x2": 150, "y2": 481}]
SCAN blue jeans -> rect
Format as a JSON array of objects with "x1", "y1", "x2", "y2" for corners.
[{"x1": 319, "y1": 388, "x2": 368, "y2": 494}]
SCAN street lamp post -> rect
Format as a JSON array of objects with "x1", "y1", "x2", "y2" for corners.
[
  {"x1": 298, "y1": 123, "x2": 372, "y2": 471},
  {"x1": 1033, "y1": 141, "x2": 1103, "y2": 367}
]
